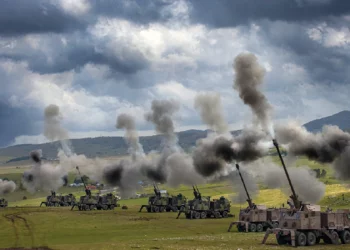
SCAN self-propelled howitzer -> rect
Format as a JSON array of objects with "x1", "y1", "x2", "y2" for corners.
[
  {"x1": 262, "y1": 139, "x2": 350, "y2": 246},
  {"x1": 228, "y1": 163, "x2": 284, "y2": 232},
  {"x1": 71, "y1": 166, "x2": 117, "y2": 211}
]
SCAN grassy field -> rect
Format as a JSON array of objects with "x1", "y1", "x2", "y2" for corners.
[{"x1": 2, "y1": 157, "x2": 350, "y2": 249}]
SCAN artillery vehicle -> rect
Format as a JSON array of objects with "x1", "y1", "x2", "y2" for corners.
[
  {"x1": 262, "y1": 139, "x2": 350, "y2": 246},
  {"x1": 71, "y1": 166, "x2": 118, "y2": 211},
  {"x1": 139, "y1": 183, "x2": 186, "y2": 213},
  {"x1": 228, "y1": 163, "x2": 286, "y2": 232},
  {"x1": 40, "y1": 191, "x2": 62, "y2": 207},
  {"x1": 60, "y1": 194, "x2": 76, "y2": 206},
  {"x1": 0, "y1": 198, "x2": 8, "y2": 208},
  {"x1": 176, "y1": 185, "x2": 231, "y2": 219}
]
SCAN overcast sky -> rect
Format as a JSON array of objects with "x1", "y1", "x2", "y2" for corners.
[{"x1": 1, "y1": 0, "x2": 349, "y2": 147}]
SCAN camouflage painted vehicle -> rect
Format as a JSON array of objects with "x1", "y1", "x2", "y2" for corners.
[
  {"x1": 177, "y1": 186, "x2": 231, "y2": 219},
  {"x1": 0, "y1": 198, "x2": 8, "y2": 208},
  {"x1": 71, "y1": 167, "x2": 118, "y2": 211},
  {"x1": 40, "y1": 191, "x2": 62, "y2": 207},
  {"x1": 262, "y1": 139, "x2": 350, "y2": 246},
  {"x1": 60, "y1": 194, "x2": 76, "y2": 206},
  {"x1": 139, "y1": 183, "x2": 186, "y2": 213},
  {"x1": 228, "y1": 164, "x2": 287, "y2": 232}
]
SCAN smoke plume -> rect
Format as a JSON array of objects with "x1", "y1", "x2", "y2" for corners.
[
  {"x1": 116, "y1": 113, "x2": 144, "y2": 159},
  {"x1": 194, "y1": 92, "x2": 228, "y2": 133},
  {"x1": 229, "y1": 168, "x2": 258, "y2": 203},
  {"x1": 233, "y1": 53, "x2": 273, "y2": 137},
  {"x1": 275, "y1": 122, "x2": 350, "y2": 179},
  {"x1": 44, "y1": 104, "x2": 72, "y2": 156},
  {"x1": 0, "y1": 179, "x2": 16, "y2": 195},
  {"x1": 22, "y1": 150, "x2": 67, "y2": 193},
  {"x1": 145, "y1": 99, "x2": 180, "y2": 146}
]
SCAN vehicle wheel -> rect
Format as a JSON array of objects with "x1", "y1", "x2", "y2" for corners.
[
  {"x1": 85, "y1": 205, "x2": 90, "y2": 211},
  {"x1": 307, "y1": 231, "x2": 317, "y2": 246},
  {"x1": 340, "y1": 230, "x2": 350, "y2": 244},
  {"x1": 110, "y1": 205, "x2": 115, "y2": 210},
  {"x1": 331, "y1": 231, "x2": 340, "y2": 244},
  {"x1": 194, "y1": 212, "x2": 201, "y2": 219},
  {"x1": 222, "y1": 211, "x2": 228, "y2": 218},
  {"x1": 90, "y1": 205, "x2": 95, "y2": 210},
  {"x1": 249, "y1": 223, "x2": 257, "y2": 232},
  {"x1": 256, "y1": 223, "x2": 264, "y2": 232},
  {"x1": 296, "y1": 232, "x2": 307, "y2": 246},
  {"x1": 276, "y1": 235, "x2": 287, "y2": 245},
  {"x1": 200, "y1": 212, "x2": 207, "y2": 219},
  {"x1": 272, "y1": 222, "x2": 279, "y2": 228},
  {"x1": 153, "y1": 206, "x2": 159, "y2": 213},
  {"x1": 237, "y1": 224, "x2": 245, "y2": 232},
  {"x1": 214, "y1": 212, "x2": 221, "y2": 218},
  {"x1": 159, "y1": 206, "x2": 164, "y2": 212}
]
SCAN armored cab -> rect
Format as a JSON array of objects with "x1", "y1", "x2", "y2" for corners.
[
  {"x1": 228, "y1": 163, "x2": 288, "y2": 232},
  {"x1": 97, "y1": 193, "x2": 119, "y2": 210},
  {"x1": 177, "y1": 186, "x2": 231, "y2": 219},
  {"x1": 40, "y1": 191, "x2": 62, "y2": 207},
  {"x1": 60, "y1": 194, "x2": 76, "y2": 206},
  {"x1": 139, "y1": 183, "x2": 185, "y2": 212},
  {"x1": 262, "y1": 139, "x2": 350, "y2": 246},
  {"x1": 0, "y1": 198, "x2": 8, "y2": 208}
]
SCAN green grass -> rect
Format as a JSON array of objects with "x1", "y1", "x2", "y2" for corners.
[{"x1": 3, "y1": 156, "x2": 350, "y2": 249}]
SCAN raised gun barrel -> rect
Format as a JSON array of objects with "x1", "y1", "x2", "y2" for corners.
[
  {"x1": 192, "y1": 185, "x2": 198, "y2": 199},
  {"x1": 195, "y1": 185, "x2": 201, "y2": 200},
  {"x1": 272, "y1": 139, "x2": 301, "y2": 209},
  {"x1": 76, "y1": 166, "x2": 91, "y2": 196},
  {"x1": 235, "y1": 163, "x2": 254, "y2": 208},
  {"x1": 153, "y1": 182, "x2": 161, "y2": 197}
]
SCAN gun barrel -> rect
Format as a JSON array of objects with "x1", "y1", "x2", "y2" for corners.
[
  {"x1": 76, "y1": 166, "x2": 88, "y2": 192},
  {"x1": 273, "y1": 139, "x2": 299, "y2": 208},
  {"x1": 235, "y1": 163, "x2": 253, "y2": 208}
]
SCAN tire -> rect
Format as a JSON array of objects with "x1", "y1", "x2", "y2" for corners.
[
  {"x1": 153, "y1": 206, "x2": 159, "y2": 213},
  {"x1": 276, "y1": 235, "x2": 287, "y2": 245},
  {"x1": 85, "y1": 205, "x2": 90, "y2": 211},
  {"x1": 214, "y1": 212, "x2": 221, "y2": 219},
  {"x1": 90, "y1": 205, "x2": 95, "y2": 210},
  {"x1": 307, "y1": 231, "x2": 317, "y2": 246},
  {"x1": 110, "y1": 205, "x2": 115, "y2": 210},
  {"x1": 340, "y1": 230, "x2": 350, "y2": 244},
  {"x1": 296, "y1": 232, "x2": 307, "y2": 247},
  {"x1": 194, "y1": 212, "x2": 201, "y2": 219},
  {"x1": 272, "y1": 222, "x2": 279, "y2": 228},
  {"x1": 222, "y1": 211, "x2": 228, "y2": 218},
  {"x1": 237, "y1": 224, "x2": 245, "y2": 232},
  {"x1": 200, "y1": 212, "x2": 207, "y2": 219},
  {"x1": 256, "y1": 223, "x2": 264, "y2": 232},
  {"x1": 159, "y1": 206, "x2": 164, "y2": 212},
  {"x1": 249, "y1": 223, "x2": 257, "y2": 232}
]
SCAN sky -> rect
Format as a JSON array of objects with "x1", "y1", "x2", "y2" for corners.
[{"x1": 0, "y1": 0, "x2": 350, "y2": 147}]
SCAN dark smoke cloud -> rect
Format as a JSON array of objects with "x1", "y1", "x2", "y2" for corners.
[
  {"x1": 30, "y1": 149, "x2": 42, "y2": 163},
  {"x1": 276, "y1": 123, "x2": 350, "y2": 180},
  {"x1": 193, "y1": 129, "x2": 269, "y2": 177},
  {"x1": 233, "y1": 53, "x2": 274, "y2": 137}
]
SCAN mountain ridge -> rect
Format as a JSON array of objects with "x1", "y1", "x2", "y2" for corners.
[{"x1": 1, "y1": 110, "x2": 349, "y2": 162}]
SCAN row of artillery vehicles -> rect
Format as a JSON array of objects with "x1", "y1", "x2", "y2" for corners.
[
  {"x1": 260, "y1": 139, "x2": 350, "y2": 246},
  {"x1": 40, "y1": 191, "x2": 76, "y2": 207}
]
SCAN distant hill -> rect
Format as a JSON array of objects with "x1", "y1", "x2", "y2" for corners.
[
  {"x1": 0, "y1": 130, "x2": 240, "y2": 162},
  {"x1": 1, "y1": 110, "x2": 349, "y2": 163},
  {"x1": 303, "y1": 110, "x2": 350, "y2": 132}
]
